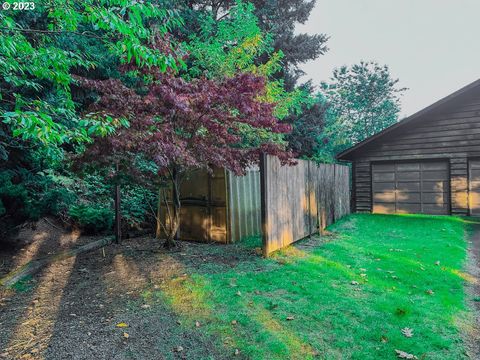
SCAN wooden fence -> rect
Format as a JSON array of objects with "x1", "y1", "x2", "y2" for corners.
[{"x1": 260, "y1": 155, "x2": 350, "y2": 256}]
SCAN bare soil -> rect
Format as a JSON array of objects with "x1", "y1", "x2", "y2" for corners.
[
  {"x1": 467, "y1": 223, "x2": 480, "y2": 360},
  {"x1": 0, "y1": 219, "x2": 258, "y2": 360}
]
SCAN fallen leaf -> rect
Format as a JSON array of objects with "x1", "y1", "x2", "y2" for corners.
[
  {"x1": 381, "y1": 335, "x2": 388, "y2": 343},
  {"x1": 195, "y1": 321, "x2": 201, "y2": 327},
  {"x1": 351, "y1": 281, "x2": 359, "y2": 285},
  {"x1": 286, "y1": 316, "x2": 295, "y2": 321},
  {"x1": 395, "y1": 349, "x2": 417, "y2": 359},
  {"x1": 116, "y1": 322, "x2": 128, "y2": 328},
  {"x1": 401, "y1": 327, "x2": 414, "y2": 338},
  {"x1": 123, "y1": 332, "x2": 129, "y2": 339},
  {"x1": 425, "y1": 289, "x2": 434, "y2": 295},
  {"x1": 231, "y1": 320, "x2": 237, "y2": 325},
  {"x1": 175, "y1": 346, "x2": 184, "y2": 352}
]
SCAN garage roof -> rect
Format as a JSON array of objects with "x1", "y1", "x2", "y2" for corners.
[{"x1": 336, "y1": 78, "x2": 480, "y2": 161}]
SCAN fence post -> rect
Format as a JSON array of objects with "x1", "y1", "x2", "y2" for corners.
[
  {"x1": 260, "y1": 153, "x2": 268, "y2": 257},
  {"x1": 333, "y1": 164, "x2": 337, "y2": 223},
  {"x1": 307, "y1": 160, "x2": 312, "y2": 238},
  {"x1": 114, "y1": 162, "x2": 121, "y2": 244}
]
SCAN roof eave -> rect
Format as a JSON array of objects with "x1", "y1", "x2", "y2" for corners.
[{"x1": 335, "y1": 78, "x2": 480, "y2": 161}]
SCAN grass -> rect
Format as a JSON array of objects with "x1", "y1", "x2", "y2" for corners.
[{"x1": 142, "y1": 214, "x2": 475, "y2": 359}]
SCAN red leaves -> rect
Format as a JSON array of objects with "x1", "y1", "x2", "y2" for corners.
[{"x1": 76, "y1": 72, "x2": 293, "y2": 174}]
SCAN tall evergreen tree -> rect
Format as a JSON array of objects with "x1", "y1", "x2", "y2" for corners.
[{"x1": 176, "y1": 0, "x2": 328, "y2": 88}]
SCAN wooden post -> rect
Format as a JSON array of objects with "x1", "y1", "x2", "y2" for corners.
[
  {"x1": 307, "y1": 160, "x2": 312, "y2": 238},
  {"x1": 259, "y1": 153, "x2": 268, "y2": 257},
  {"x1": 332, "y1": 164, "x2": 337, "y2": 223},
  {"x1": 114, "y1": 163, "x2": 121, "y2": 244}
]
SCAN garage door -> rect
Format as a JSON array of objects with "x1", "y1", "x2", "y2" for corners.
[
  {"x1": 469, "y1": 160, "x2": 480, "y2": 215},
  {"x1": 372, "y1": 161, "x2": 449, "y2": 214}
]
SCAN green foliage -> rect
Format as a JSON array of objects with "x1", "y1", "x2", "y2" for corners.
[
  {"x1": 0, "y1": 165, "x2": 80, "y2": 225},
  {"x1": 0, "y1": 169, "x2": 39, "y2": 221},
  {"x1": 0, "y1": 0, "x2": 182, "y2": 156},
  {"x1": 318, "y1": 61, "x2": 407, "y2": 160},
  {"x1": 69, "y1": 204, "x2": 113, "y2": 234},
  {"x1": 186, "y1": 0, "x2": 311, "y2": 120},
  {"x1": 186, "y1": 1, "x2": 270, "y2": 79},
  {"x1": 0, "y1": 1, "x2": 183, "y2": 233},
  {"x1": 286, "y1": 90, "x2": 329, "y2": 159},
  {"x1": 61, "y1": 171, "x2": 156, "y2": 231},
  {"x1": 120, "y1": 183, "x2": 156, "y2": 229}
]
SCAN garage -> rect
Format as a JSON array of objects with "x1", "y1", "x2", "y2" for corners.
[
  {"x1": 372, "y1": 161, "x2": 449, "y2": 215},
  {"x1": 337, "y1": 79, "x2": 480, "y2": 216}
]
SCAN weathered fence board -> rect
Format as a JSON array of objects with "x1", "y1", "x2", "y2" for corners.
[{"x1": 261, "y1": 156, "x2": 350, "y2": 256}]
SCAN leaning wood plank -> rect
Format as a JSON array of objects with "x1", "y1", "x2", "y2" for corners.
[{"x1": 0, "y1": 236, "x2": 113, "y2": 288}]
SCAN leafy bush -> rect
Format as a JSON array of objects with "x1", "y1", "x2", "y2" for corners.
[
  {"x1": 68, "y1": 204, "x2": 114, "y2": 234},
  {"x1": 120, "y1": 184, "x2": 156, "y2": 229},
  {"x1": 0, "y1": 169, "x2": 39, "y2": 221}
]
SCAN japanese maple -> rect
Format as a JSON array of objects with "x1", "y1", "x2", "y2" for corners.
[{"x1": 76, "y1": 71, "x2": 293, "y2": 247}]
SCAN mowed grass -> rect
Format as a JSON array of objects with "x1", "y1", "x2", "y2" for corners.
[{"x1": 144, "y1": 214, "x2": 475, "y2": 359}]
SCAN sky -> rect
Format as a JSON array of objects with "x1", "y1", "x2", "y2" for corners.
[{"x1": 297, "y1": 0, "x2": 480, "y2": 117}]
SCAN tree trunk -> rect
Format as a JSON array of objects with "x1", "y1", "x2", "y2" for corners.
[
  {"x1": 156, "y1": 187, "x2": 162, "y2": 239},
  {"x1": 164, "y1": 168, "x2": 180, "y2": 249}
]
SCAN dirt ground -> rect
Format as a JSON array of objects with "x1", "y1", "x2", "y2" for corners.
[
  {"x1": 0, "y1": 219, "x2": 258, "y2": 360},
  {"x1": 467, "y1": 223, "x2": 480, "y2": 360}
]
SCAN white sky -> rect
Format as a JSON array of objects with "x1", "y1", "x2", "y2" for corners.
[{"x1": 297, "y1": 0, "x2": 480, "y2": 117}]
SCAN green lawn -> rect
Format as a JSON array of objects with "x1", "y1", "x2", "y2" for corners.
[{"x1": 144, "y1": 214, "x2": 476, "y2": 359}]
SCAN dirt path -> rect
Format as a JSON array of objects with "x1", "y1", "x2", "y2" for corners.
[
  {"x1": 467, "y1": 223, "x2": 480, "y2": 359},
  {"x1": 0, "y1": 221, "x2": 257, "y2": 359}
]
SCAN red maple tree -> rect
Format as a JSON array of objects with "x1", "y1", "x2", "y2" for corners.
[{"x1": 76, "y1": 72, "x2": 293, "y2": 247}]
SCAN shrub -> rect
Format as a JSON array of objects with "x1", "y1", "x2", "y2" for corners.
[{"x1": 68, "y1": 204, "x2": 114, "y2": 234}]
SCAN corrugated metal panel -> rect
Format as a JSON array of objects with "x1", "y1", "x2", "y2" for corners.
[{"x1": 227, "y1": 167, "x2": 262, "y2": 242}]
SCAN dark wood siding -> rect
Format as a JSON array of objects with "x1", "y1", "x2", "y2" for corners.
[
  {"x1": 469, "y1": 159, "x2": 480, "y2": 215},
  {"x1": 351, "y1": 94, "x2": 480, "y2": 215}
]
